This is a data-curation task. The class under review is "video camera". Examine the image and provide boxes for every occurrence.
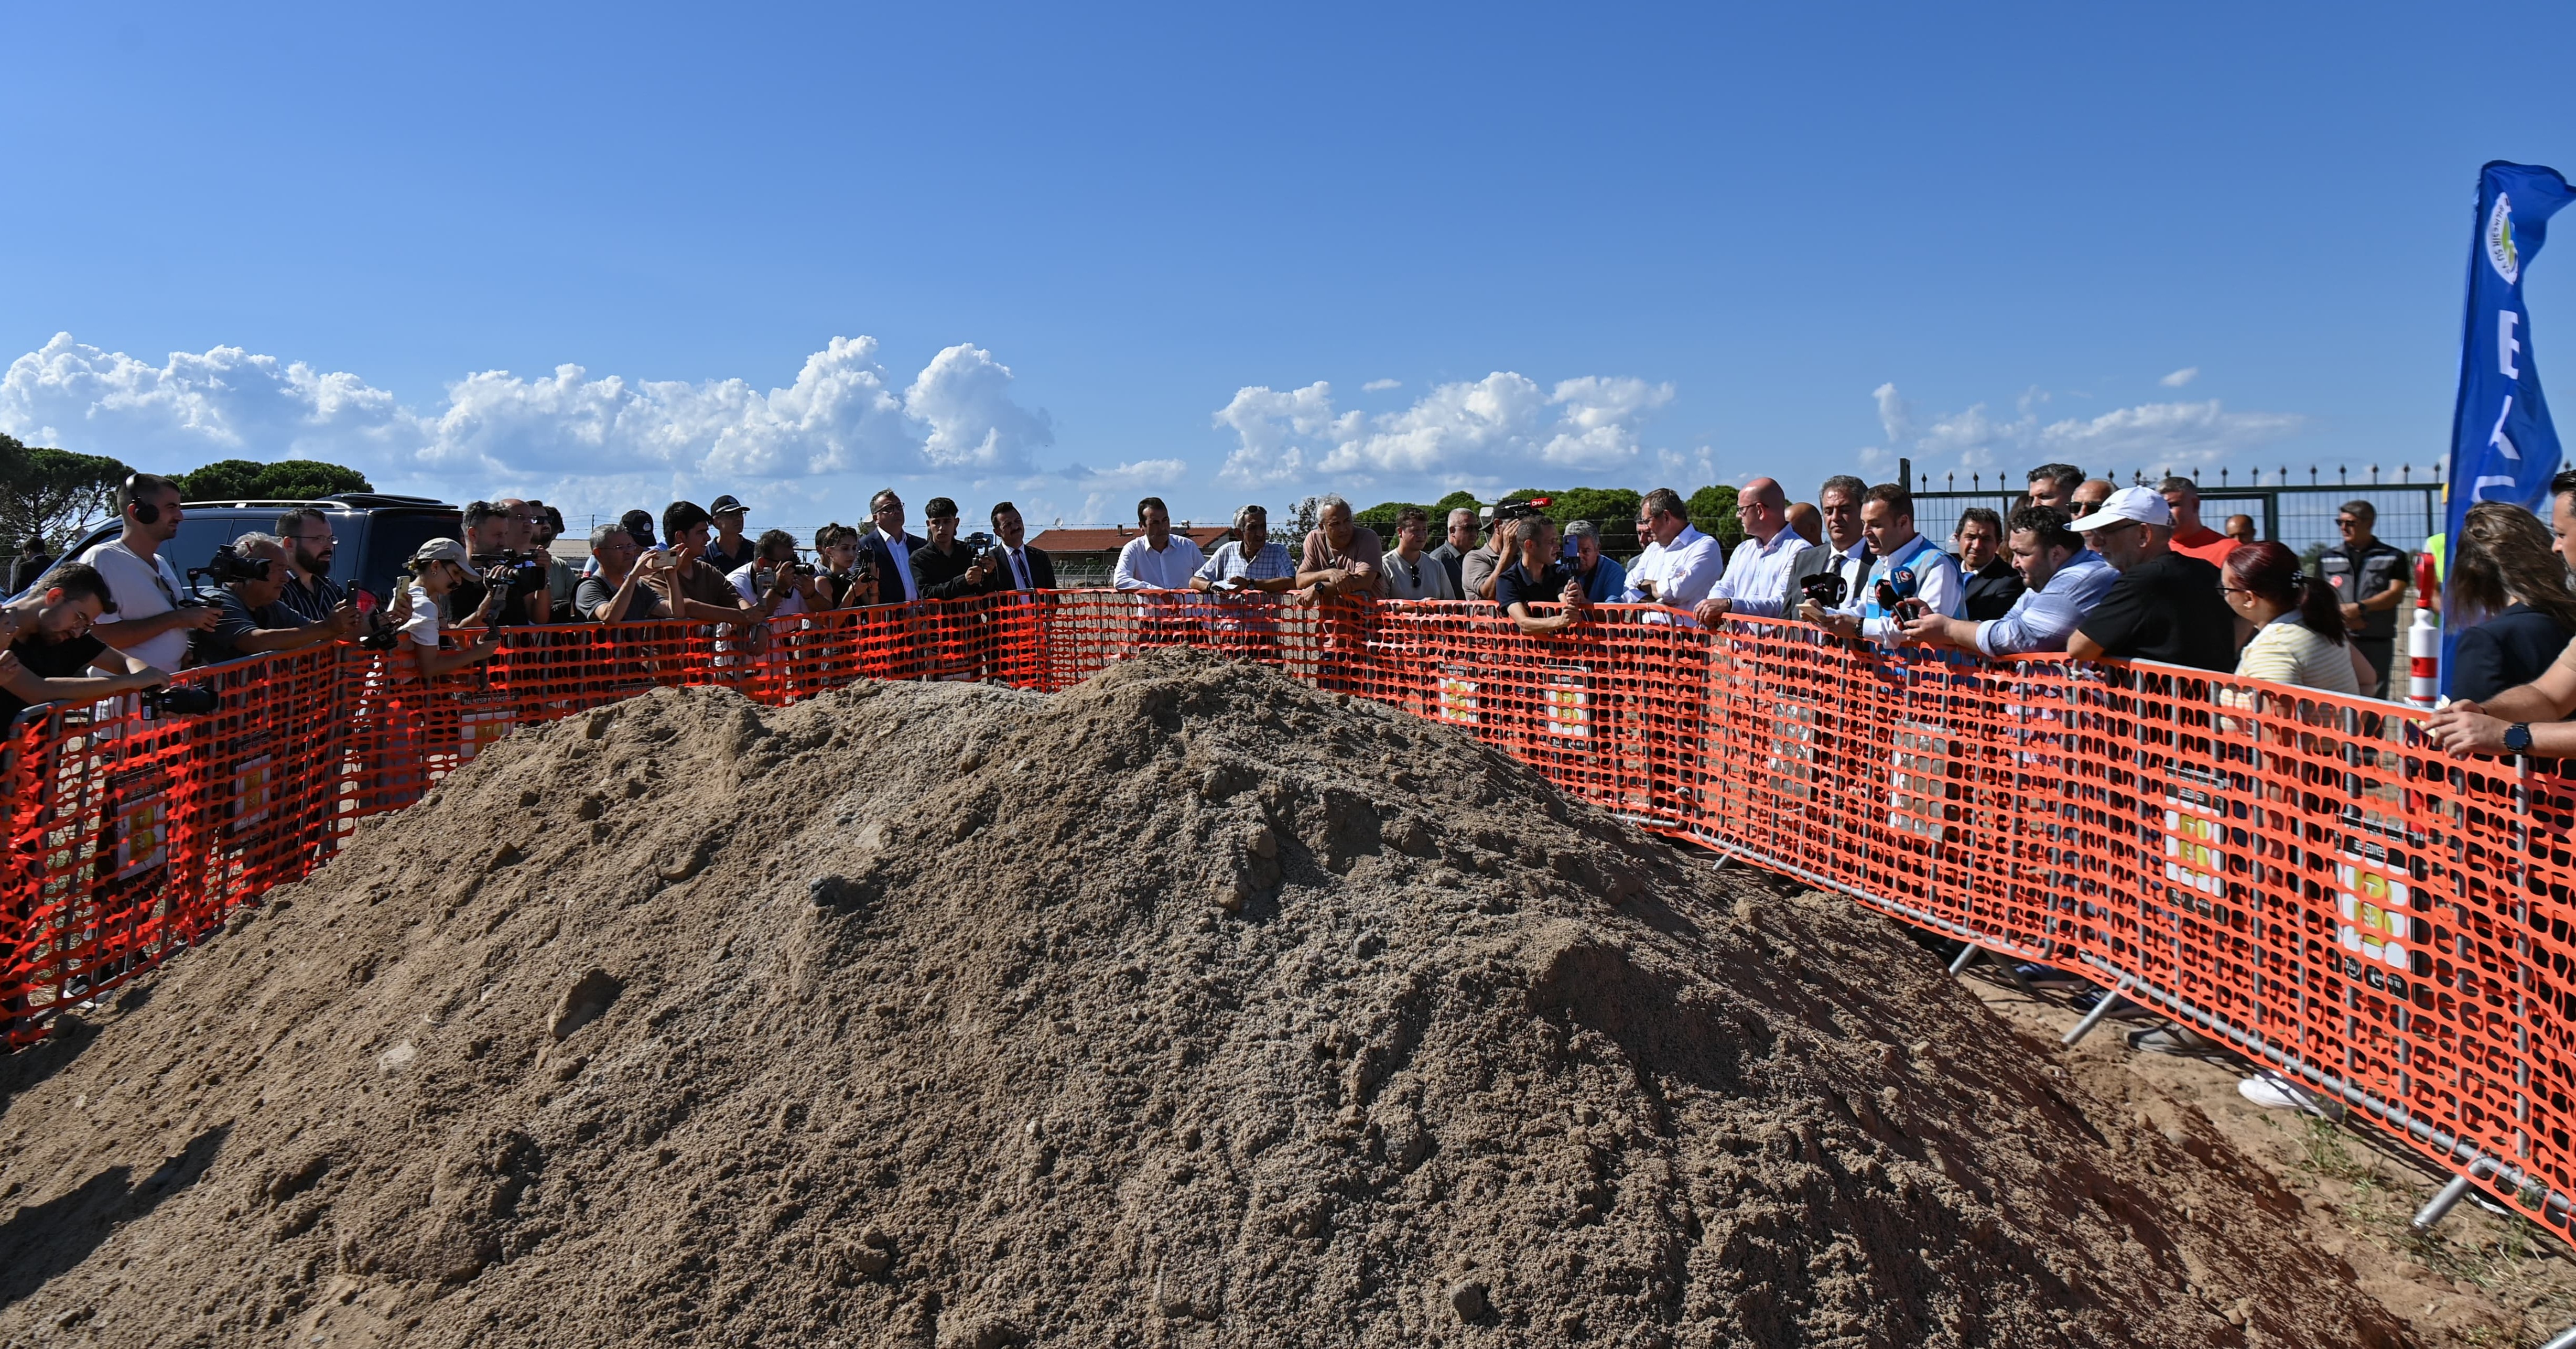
[182,544,272,602]
[964,531,995,553]
[142,684,219,718]
[1488,497,1553,525]
[478,550,549,624]
[1799,571,1847,608]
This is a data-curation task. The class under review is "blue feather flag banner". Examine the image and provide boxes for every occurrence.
[2442,162,2576,688]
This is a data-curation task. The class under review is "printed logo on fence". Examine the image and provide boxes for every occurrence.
[1436,667,1480,726]
[2337,860,2411,972]
[2162,802,2226,899]
[1542,666,1590,739]
[230,754,274,832]
[114,795,167,880]
[457,707,517,762]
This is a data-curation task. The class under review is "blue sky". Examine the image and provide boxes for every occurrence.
[4,3,2571,531]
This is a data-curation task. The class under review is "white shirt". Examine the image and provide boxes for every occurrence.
[399,584,443,648]
[1113,534,1207,590]
[729,562,808,617]
[1706,527,1803,618]
[1002,547,1035,591]
[1619,525,1726,624]
[878,527,918,601]
[1832,533,1964,643]
[80,538,193,671]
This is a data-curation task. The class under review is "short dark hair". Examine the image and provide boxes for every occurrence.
[2339,499,2376,525]
[1862,482,1913,517]
[755,528,798,560]
[1397,505,1429,530]
[2027,463,2084,493]
[1819,474,1866,504]
[1640,488,1686,520]
[275,506,328,537]
[2552,468,2576,502]
[464,500,510,531]
[664,501,711,540]
[1137,496,1168,523]
[1955,506,2003,538]
[816,523,859,552]
[2007,505,2081,555]
[870,489,901,514]
[116,473,178,519]
[38,562,115,612]
[924,497,958,520]
[2158,474,2199,498]
[989,500,1020,525]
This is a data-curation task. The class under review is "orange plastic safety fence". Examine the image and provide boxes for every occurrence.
[0,590,2567,1231]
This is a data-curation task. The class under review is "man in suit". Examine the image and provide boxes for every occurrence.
[984,501,1054,593]
[1781,474,1875,617]
[860,489,929,603]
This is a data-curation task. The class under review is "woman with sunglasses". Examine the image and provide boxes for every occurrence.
[2218,541,2368,695]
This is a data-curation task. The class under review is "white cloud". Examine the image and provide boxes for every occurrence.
[2160,366,2200,387]
[1859,381,2307,480]
[1,332,1057,520]
[1214,371,1676,491]
[1361,378,1401,392]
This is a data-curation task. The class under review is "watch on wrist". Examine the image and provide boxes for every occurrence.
[2506,722,2534,754]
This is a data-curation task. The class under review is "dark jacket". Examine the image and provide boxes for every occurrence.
[2451,603,2575,703]
[911,540,983,600]
[861,530,929,602]
[1782,541,1874,613]
[1961,557,2026,621]
[986,545,1056,593]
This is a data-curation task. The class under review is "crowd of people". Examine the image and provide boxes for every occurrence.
[7,464,2576,766]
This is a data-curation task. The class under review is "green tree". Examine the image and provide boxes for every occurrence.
[1352,500,1424,532]
[1687,485,1740,542]
[0,434,131,551]
[178,458,372,502]
[1432,489,1481,516]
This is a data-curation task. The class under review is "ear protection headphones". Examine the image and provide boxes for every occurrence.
[123,474,160,525]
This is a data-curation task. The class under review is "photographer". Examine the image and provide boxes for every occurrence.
[574,523,673,623]
[0,564,171,727]
[730,529,825,616]
[80,472,219,670]
[456,500,554,627]
[525,500,581,621]
[190,534,356,665]
[909,498,990,599]
[813,524,880,609]
[396,539,505,678]
[1492,515,1591,636]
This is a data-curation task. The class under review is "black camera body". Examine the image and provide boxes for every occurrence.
[964,531,996,553]
[1800,571,1847,608]
[1490,497,1552,525]
[474,549,550,627]
[143,684,219,717]
[183,544,272,602]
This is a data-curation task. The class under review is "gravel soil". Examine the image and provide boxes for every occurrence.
[0,648,2415,1347]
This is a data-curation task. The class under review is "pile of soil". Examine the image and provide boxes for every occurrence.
[0,648,2410,1347]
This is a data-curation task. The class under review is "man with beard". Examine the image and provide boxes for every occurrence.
[271,508,366,632]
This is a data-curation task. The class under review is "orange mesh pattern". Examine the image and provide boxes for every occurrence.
[0,592,2565,1227]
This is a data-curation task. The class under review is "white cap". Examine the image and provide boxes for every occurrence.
[2066,486,2172,533]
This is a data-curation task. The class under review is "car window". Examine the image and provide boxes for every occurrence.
[354,512,464,602]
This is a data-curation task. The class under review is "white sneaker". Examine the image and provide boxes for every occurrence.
[2238,1071,2328,1115]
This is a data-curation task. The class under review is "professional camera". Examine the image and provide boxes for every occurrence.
[182,544,272,601]
[1489,497,1553,524]
[1799,571,1847,608]
[142,684,220,717]
[477,549,549,624]
[964,531,996,553]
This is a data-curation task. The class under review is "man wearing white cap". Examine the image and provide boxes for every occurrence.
[2063,486,2238,672]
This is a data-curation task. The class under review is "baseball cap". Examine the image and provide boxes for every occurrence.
[408,537,470,570]
[2066,486,2172,533]
[709,494,749,517]
[620,509,657,545]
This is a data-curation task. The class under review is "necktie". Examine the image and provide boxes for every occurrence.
[1011,550,1029,590]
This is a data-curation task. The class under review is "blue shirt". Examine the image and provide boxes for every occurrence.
[1974,550,2117,656]
[1572,554,1627,604]
[1193,541,1296,587]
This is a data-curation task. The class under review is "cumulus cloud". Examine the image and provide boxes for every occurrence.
[2160,366,2200,387]
[1857,381,2309,482]
[1361,378,1401,392]
[1,332,1057,517]
[1214,372,1676,491]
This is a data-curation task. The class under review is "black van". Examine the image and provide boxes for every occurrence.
[21,494,464,606]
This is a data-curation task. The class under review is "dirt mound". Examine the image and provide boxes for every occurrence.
[0,648,2407,1347]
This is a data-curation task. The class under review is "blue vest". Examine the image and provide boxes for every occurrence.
[1861,534,1963,625]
